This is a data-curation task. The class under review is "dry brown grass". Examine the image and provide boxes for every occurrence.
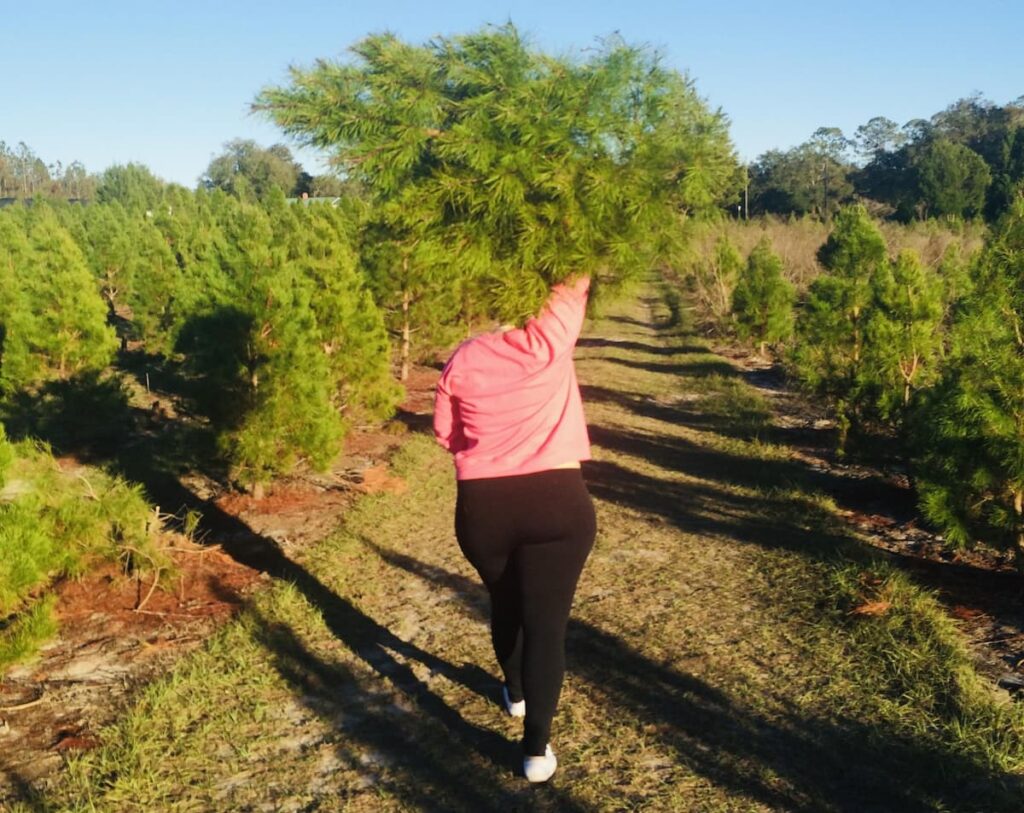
[682,215,987,294]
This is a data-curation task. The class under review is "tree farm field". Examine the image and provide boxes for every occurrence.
[4,282,1022,812]
[4,21,1024,813]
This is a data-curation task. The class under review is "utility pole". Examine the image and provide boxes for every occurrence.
[822,160,829,221]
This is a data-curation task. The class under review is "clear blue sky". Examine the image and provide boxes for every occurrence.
[4,0,1022,186]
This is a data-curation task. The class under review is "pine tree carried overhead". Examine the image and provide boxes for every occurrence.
[254,24,739,376]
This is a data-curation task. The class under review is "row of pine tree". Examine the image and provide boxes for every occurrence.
[0,189,398,491]
[721,200,1024,568]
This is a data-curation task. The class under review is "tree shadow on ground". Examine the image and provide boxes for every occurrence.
[576,337,704,357]
[393,407,433,434]
[363,541,1024,812]
[600,355,740,379]
[583,455,859,560]
[0,371,231,540]
[0,368,568,808]
[192,503,592,810]
[581,382,791,446]
[7,466,588,811]
[245,605,591,812]
[0,371,226,492]
[586,422,916,523]
[581,324,1023,618]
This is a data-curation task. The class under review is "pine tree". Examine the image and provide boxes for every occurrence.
[0,215,37,393]
[255,25,739,373]
[152,187,234,326]
[69,201,181,354]
[95,163,164,214]
[267,192,401,419]
[863,249,944,421]
[0,205,116,392]
[176,196,343,493]
[935,241,975,325]
[0,424,12,488]
[127,214,182,355]
[731,236,795,354]
[218,271,342,494]
[910,200,1024,569]
[71,202,136,317]
[695,236,744,326]
[790,205,887,450]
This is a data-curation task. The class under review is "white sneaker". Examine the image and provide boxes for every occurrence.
[502,685,525,718]
[523,744,557,783]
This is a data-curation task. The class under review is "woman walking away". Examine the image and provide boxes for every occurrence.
[433,276,596,783]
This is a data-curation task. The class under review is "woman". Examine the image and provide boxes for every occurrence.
[433,276,596,783]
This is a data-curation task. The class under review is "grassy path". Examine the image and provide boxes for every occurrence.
[17,283,1024,812]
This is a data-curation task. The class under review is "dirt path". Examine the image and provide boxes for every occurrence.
[9,284,1024,811]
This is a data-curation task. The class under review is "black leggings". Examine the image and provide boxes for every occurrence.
[455,468,596,755]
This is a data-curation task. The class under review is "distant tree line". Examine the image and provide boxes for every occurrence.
[749,94,1024,222]
[0,141,96,199]
[0,139,354,204]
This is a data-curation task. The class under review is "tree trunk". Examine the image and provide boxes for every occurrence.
[1014,489,1024,577]
[400,287,411,383]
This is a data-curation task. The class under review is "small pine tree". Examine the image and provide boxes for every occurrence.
[910,200,1024,568]
[731,236,795,354]
[152,187,234,326]
[0,424,12,487]
[0,215,38,393]
[176,196,344,493]
[0,205,116,391]
[695,236,744,327]
[72,202,137,316]
[277,199,401,419]
[790,205,887,451]
[69,201,181,354]
[934,242,974,320]
[127,215,182,354]
[863,249,944,421]
[219,272,343,493]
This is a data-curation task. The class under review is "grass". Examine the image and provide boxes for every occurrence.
[12,278,1024,811]
[818,562,1024,771]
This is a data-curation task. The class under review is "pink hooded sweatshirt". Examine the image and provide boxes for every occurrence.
[433,277,592,480]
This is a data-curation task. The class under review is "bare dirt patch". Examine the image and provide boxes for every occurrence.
[1,544,263,788]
